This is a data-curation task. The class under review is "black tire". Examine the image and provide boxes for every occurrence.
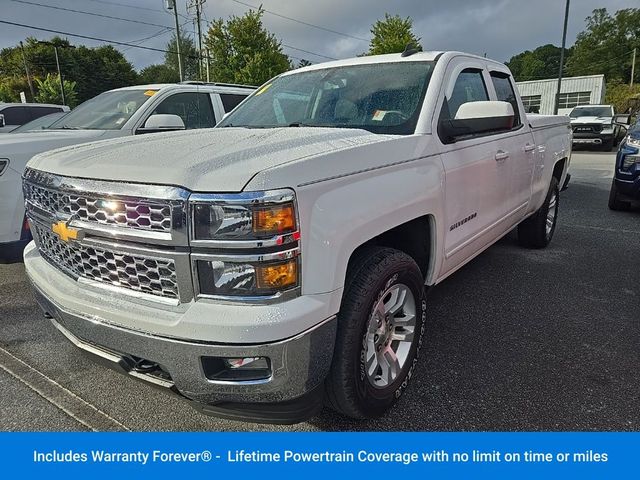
[325,247,426,419]
[608,179,631,211]
[518,177,560,248]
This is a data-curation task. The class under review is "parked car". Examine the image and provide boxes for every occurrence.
[0,82,254,262]
[609,118,640,210]
[9,111,68,133]
[23,51,571,423]
[569,104,621,151]
[0,103,70,133]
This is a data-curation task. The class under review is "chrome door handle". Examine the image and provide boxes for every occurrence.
[495,150,509,161]
[524,143,536,152]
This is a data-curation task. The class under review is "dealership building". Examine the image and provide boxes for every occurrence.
[515,74,606,115]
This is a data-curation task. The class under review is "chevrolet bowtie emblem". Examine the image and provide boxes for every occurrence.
[51,221,81,243]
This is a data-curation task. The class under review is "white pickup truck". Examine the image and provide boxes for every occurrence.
[23,51,571,424]
[0,82,253,262]
[569,104,620,150]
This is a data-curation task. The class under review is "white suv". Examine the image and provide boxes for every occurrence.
[0,103,70,133]
[0,82,254,261]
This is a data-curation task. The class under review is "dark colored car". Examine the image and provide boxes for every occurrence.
[609,119,640,210]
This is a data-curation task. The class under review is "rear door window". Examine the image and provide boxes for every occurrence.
[490,72,521,127]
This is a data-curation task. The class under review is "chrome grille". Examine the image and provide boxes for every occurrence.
[33,223,179,300]
[24,182,173,233]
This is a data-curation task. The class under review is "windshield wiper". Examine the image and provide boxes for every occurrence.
[54,125,82,130]
[288,122,342,127]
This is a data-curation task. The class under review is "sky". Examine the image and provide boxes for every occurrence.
[0,0,637,71]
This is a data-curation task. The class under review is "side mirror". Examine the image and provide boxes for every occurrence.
[440,101,515,142]
[614,114,631,127]
[138,114,185,134]
[0,114,5,128]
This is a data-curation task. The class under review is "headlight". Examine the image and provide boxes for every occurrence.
[190,189,297,242]
[0,159,8,176]
[190,189,301,300]
[626,136,640,148]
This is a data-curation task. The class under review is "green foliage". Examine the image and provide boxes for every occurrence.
[33,73,78,107]
[566,8,639,83]
[507,44,572,81]
[0,76,31,103]
[605,80,640,114]
[204,7,291,86]
[367,14,422,56]
[164,33,200,81]
[0,36,138,105]
[138,64,180,84]
[297,59,313,68]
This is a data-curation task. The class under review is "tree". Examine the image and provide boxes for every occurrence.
[138,64,180,84]
[605,80,640,114]
[566,8,640,83]
[506,44,572,81]
[164,33,200,81]
[33,73,78,107]
[367,14,422,56]
[0,36,138,104]
[0,76,31,103]
[204,7,291,86]
[297,59,313,68]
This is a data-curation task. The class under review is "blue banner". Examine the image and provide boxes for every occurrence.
[0,432,636,478]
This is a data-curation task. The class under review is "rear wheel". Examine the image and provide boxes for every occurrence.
[608,179,631,211]
[325,247,426,419]
[518,177,559,248]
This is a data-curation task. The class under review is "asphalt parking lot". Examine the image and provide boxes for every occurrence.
[1,151,638,432]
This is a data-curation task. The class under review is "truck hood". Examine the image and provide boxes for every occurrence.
[570,116,613,125]
[0,129,109,157]
[27,127,388,192]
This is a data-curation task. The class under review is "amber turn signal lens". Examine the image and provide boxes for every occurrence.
[256,259,298,290]
[253,204,296,236]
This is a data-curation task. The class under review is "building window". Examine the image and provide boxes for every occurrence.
[521,95,542,114]
[556,91,591,109]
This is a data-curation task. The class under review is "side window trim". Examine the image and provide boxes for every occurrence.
[210,92,225,124]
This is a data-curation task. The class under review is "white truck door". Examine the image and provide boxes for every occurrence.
[436,64,511,270]
[486,71,535,219]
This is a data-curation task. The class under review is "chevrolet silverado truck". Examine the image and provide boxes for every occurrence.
[0,82,253,262]
[569,104,620,151]
[23,51,571,424]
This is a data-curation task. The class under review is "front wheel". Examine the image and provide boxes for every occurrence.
[518,177,560,248]
[325,247,426,419]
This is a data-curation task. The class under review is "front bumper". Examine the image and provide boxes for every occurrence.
[572,133,613,145]
[25,243,337,424]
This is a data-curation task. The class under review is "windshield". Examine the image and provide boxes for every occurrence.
[49,89,156,130]
[218,62,434,135]
[11,111,67,133]
[569,106,613,118]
